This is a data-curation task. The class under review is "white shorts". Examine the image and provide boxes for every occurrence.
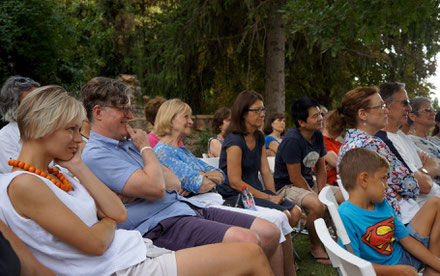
[113,239,177,276]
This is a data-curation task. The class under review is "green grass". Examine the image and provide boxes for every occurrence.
[292,234,337,276]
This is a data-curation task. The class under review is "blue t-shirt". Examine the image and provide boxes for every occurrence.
[217,132,265,197]
[274,127,326,190]
[82,132,204,235]
[338,200,409,265]
[154,142,225,193]
[265,135,280,149]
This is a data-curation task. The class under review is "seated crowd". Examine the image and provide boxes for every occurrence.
[2,74,440,275]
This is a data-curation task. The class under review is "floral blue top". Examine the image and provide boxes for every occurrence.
[336,129,420,217]
[154,142,225,193]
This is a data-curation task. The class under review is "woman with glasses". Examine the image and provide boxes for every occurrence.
[407,97,440,164]
[217,91,301,223]
[0,76,40,174]
[334,86,420,223]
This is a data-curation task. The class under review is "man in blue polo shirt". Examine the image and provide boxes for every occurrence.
[274,97,339,264]
[80,77,279,260]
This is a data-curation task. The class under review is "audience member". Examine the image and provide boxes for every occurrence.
[407,97,440,164]
[263,113,286,157]
[274,97,340,265]
[322,110,345,186]
[377,83,440,207]
[144,96,185,148]
[154,98,295,276]
[338,148,440,275]
[335,86,420,224]
[80,78,279,259]
[0,76,40,173]
[429,111,440,146]
[208,107,231,157]
[217,91,301,226]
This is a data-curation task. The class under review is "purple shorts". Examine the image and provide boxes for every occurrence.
[144,207,256,251]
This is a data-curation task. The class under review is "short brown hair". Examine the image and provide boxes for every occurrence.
[212,107,231,135]
[339,148,389,191]
[144,96,166,125]
[263,113,286,135]
[80,77,131,123]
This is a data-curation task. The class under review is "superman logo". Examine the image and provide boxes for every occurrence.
[361,217,395,255]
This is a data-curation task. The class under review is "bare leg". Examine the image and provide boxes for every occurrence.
[301,193,330,264]
[282,235,296,276]
[176,242,274,276]
[410,197,440,275]
[270,244,285,276]
[247,218,280,258]
[287,206,301,228]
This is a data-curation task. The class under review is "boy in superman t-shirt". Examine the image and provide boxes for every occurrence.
[338,148,440,275]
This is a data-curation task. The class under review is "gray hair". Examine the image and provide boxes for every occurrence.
[408,97,432,125]
[0,76,40,122]
[378,82,406,103]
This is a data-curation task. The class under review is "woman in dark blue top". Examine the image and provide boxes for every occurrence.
[218,90,300,226]
[217,90,301,275]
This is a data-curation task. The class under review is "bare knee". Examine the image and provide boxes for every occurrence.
[251,218,280,245]
[224,227,260,244]
[303,195,325,216]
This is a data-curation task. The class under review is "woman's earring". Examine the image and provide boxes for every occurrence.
[363,122,367,126]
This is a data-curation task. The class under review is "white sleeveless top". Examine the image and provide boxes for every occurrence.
[0,171,147,276]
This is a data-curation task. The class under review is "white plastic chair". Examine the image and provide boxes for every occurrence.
[267,156,275,173]
[199,157,220,168]
[318,186,353,253]
[336,178,349,201]
[314,218,376,276]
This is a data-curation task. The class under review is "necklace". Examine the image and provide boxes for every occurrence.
[8,160,72,192]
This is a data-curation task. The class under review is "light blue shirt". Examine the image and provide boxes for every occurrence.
[338,200,409,265]
[82,132,204,235]
[154,142,225,193]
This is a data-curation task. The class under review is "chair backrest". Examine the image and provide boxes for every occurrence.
[336,178,350,201]
[314,218,376,276]
[267,156,275,173]
[318,186,353,253]
[199,157,220,168]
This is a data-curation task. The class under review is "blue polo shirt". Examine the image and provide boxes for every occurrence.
[82,132,203,235]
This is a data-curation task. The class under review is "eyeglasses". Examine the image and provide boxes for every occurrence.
[365,103,387,110]
[105,105,133,115]
[248,107,266,114]
[14,77,32,84]
[401,99,410,107]
[417,108,437,114]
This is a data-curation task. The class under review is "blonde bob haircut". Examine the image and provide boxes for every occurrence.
[153,98,192,136]
[17,85,86,141]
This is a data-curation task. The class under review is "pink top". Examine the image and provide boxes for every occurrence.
[148,132,184,148]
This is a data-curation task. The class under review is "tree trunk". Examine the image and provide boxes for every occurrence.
[265,2,285,118]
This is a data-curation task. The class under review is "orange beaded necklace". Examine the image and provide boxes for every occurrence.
[8,160,72,192]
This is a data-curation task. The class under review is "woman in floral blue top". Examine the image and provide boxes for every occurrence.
[334,86,419,223]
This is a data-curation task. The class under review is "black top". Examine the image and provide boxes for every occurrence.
[217,132,265,197]
[274,127,326,190]
[0,230,21,276]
